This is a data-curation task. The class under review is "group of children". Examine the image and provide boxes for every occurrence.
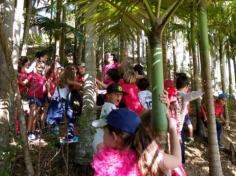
[17,51,84,142]
[17,50,228,175]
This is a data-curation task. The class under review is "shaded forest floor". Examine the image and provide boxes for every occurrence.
[9,101,236,176]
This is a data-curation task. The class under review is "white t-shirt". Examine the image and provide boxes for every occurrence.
[138,90,152,110]
[100,102,117,119]
[92,102,117,152]
[52,86,70,99]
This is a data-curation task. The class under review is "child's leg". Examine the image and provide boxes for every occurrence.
[66,104,75,139]
[27,104,38,132]
[216,121,222,145]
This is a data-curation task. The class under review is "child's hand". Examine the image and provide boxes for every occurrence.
[160,91,170,108]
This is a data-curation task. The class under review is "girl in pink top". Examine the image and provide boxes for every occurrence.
[102,52,119,84]
[121,70,144,115]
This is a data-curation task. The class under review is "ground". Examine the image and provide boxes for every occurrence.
[9,103,236,176]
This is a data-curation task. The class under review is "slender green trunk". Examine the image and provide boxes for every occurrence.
[198,1,223,175]
[227,45,233,95]
[59,6,66,62]
[162,31,168,80]
[172,32,177,77]
[219,39,226,93]
[190,5,205,137]
[233,57,236,86]
[132,40,135,64]
[120,33,126,63]
[148,30,167,134]
[146,40,152,86]
[219,38,230,125]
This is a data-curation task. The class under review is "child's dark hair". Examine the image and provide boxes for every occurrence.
[106,124,136,148]
[18,56,29,72]
[176,73,189,90]
[133,64,144,75]
[107,68,121,83]
[137,78,149,91]
[35,50,47,60]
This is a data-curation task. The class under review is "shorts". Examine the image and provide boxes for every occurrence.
[183,114,192,126]
[28,96,45,107]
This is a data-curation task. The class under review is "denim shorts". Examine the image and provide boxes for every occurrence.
[28,96,45,107]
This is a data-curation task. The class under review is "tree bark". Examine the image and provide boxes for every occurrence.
[190,4,205,137]
[11,0,24,69]
[148,29,167,134]
[74,22,96,169]
[162,30,168,80]
[172,32,177,77]
[0,18,34,175]
[20,0,32,56]
[198,1,223,175]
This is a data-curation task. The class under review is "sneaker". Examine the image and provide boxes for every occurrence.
[67,136,79,143]
[28,133,36,141]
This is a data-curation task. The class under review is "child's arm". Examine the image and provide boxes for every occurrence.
[160,118,181,172]
[183,91,203,102]
[96,78,107,89]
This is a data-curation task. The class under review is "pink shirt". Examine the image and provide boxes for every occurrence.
[121,83,144,115]
[26,73,47,98]
[102,63,119,84]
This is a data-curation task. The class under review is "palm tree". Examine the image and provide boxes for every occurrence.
[198,0,223,175]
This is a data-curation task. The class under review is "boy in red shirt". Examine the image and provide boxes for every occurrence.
[201,93,227,148]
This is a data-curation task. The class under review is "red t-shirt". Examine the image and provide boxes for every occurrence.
[26,73,47,98]
[18,71,28,96]
[214,100,224,117]
[121,83,144,115]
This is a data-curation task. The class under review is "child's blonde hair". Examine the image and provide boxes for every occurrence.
[123,70,136,84]
[133,110,163,176]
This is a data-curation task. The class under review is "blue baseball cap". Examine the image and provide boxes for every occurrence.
[218,93,228,99]
[92,108,141,134]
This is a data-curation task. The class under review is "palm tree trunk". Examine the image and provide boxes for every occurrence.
[74,22,96,173]
[11,0,24,69]
[0,18,34,175]
[172,32,177,77]
[219,38,230,125]
[162,30,168,80]
[59,6,66,62]
[190,4,205,137]
[198,1,223,175]
[20,0,32,56]
[137,34,141,64]
[148,29,167,135]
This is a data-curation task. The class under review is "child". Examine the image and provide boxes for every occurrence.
[47,66,80,142]
[134,110,184,176]
[176,73,203,163]
[102,52,119,84]
[92,108,141,176]
[23,61,47,140]
[92,83,126,151]
[200,93,227,148]
[121,70,144,115]
[137,78,152,110]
